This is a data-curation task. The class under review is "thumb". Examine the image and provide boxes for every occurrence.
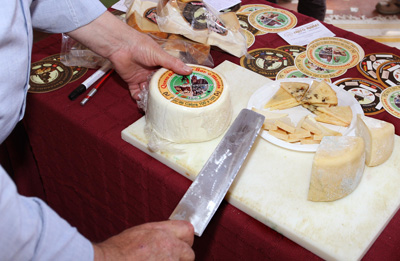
[152,47,193,75]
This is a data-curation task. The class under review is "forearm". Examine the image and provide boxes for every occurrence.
[31,0,106,33]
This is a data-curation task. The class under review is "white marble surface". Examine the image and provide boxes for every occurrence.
[122,61,400,261]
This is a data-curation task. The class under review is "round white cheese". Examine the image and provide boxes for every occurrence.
[355,114,395,167]
[308,136,365,202]
[146,64,232,143]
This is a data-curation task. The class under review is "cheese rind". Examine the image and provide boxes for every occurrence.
[146,65,232,144]
[355,114,395,167]
[308,136,365,202]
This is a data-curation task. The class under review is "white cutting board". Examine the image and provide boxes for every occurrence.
[121,61,400,261]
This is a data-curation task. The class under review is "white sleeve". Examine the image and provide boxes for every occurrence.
[30,0,107,33]
[0,165,94,261]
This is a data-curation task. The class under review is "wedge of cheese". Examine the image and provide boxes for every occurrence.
[308,136,365,202]
[264,87,300,110]
[302,80,338,106]
[355,114,395,167]
[280,81,310,102]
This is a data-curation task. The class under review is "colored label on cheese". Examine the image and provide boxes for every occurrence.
[158,66,224,108]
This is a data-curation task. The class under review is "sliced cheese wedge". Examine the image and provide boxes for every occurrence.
[280,81,310,102]
[314,111,349,127]
[302,80,338,106]
[264,87,300,110]
[316,106,353,127]
[355,114,395,167]
[308,136,365,202]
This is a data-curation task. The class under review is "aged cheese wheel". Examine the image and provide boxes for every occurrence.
[146,64,232,143]
[356,114,395,167]
[308,136,365,202]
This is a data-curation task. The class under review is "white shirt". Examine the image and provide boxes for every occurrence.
[0,0,106,260]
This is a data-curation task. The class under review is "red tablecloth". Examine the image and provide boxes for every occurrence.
[3,0,400,260]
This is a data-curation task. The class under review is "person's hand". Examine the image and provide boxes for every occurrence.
[67,11,192,101]
[93,220,195,261]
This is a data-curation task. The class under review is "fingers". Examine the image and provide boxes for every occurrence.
[165,58,193,76]
[148,220,195,247]
[129,82,148,101]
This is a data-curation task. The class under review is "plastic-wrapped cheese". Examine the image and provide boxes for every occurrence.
[308,136,365,202]
[356,114,395,167]
[146,64,232,144]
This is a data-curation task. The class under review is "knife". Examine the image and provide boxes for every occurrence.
[169,108,265,236]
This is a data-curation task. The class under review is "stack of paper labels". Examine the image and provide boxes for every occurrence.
[235,3,298,48]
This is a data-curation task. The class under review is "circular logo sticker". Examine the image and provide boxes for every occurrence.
[376,60,400,88]
[242,29,255,48]
[42,53,88,83]
[157,66,224,108]
[276,45,306,59]
[357,53,400,83]
[333,78,386,115]
[306,37,360,70]
[237,4,271,15]
[29,60,73,93]
[240,48,295,78]
[275,66,331,82]
[381,85,400,119]
[295,51,346,79]
[236,13,260,35]
[248,8,297,33]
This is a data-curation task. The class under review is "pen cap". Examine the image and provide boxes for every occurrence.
[68,85,87,100]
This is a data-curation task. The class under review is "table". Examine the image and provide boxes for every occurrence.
[3,0,400,260]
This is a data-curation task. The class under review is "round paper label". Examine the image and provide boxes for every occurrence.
[295,52,346,79]
[357,53,400,83]
[381,85,400,119]
[248,8,297,33]
[333,78,386,115]
[29,60,73,93]
[306,37,360,70]
[240,48,295,78]
[376,60,400,88]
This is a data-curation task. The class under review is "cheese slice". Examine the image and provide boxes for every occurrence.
[301,116,323,135]
[264,87,300,110]
[269,128,288,141]
[280,82,310,102]
[316,106,353,126]
[308,136,365,202]
[300,137,320,144]
[355,114,395,167]
[275,117,296,133]
[314,112,349,127]
[251,107,288,120]
[302,80,338,106]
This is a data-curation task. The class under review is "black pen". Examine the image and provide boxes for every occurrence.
[68,61,113,101]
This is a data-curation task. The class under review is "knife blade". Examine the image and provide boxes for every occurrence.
[169,108,265,236]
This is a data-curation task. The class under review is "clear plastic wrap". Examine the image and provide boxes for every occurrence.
[125,0,214,66]
[60,34,107,69]
[156,0,248,58]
